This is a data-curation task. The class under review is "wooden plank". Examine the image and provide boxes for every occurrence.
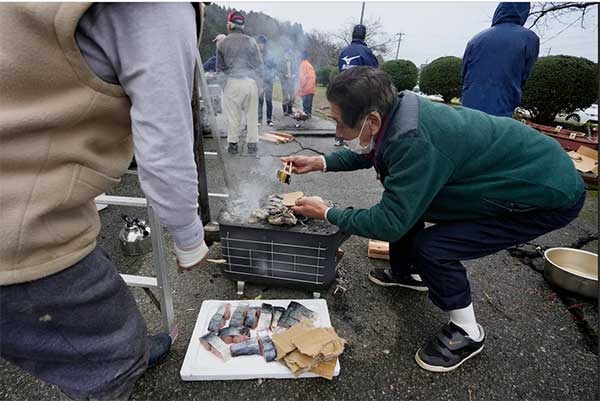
[368,252,390,261]
[269,131,295,140]
[368,240,390,260]
[261,133,287,142]
[259,134,282,143]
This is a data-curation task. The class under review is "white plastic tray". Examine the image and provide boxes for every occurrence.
[180,299,341,381]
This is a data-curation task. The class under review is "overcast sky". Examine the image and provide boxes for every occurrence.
[218,1,598,66]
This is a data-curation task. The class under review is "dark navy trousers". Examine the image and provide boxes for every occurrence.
[258,82,273,122]
[390,193,586,311]
[0,246,148,400]
[302,94,314,116]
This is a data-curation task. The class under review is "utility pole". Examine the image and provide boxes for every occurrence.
[395,32,405,60]
[360,2,365,25]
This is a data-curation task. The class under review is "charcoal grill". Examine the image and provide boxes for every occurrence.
[219,209,348,293]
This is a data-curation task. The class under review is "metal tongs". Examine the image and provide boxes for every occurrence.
[277,161,293,184]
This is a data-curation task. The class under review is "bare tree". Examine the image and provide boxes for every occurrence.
[333,17,394,57]
[305,31,343,68]
[527,2,597,35]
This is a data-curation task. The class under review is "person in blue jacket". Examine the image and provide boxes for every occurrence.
[461,2,539,117]
[338,24,379,72]
[335,24,378,146]
[203,34,227,72]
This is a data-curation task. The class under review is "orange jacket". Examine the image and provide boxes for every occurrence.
[297,60,316,97]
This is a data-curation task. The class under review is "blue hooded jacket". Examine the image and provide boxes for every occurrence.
[338,39,379,72]
[461,2,539,117]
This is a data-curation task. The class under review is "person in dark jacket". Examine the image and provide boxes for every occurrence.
[335,24,378,146]
[280,48,297,116]
[338,24,379,71]
[461,2,539,117]
[257,34,277,126]
[282,67,584,373]
[203,34,227,72]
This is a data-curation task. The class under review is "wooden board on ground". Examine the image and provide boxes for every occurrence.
[269,132,295,140]
[258,132,295,144]
[259,134,281,143]
[368,240,390,260]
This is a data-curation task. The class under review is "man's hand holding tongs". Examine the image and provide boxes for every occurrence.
[280,156,325,174]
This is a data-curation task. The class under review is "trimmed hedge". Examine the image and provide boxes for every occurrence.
[419,56,462,103]
[317,67,334,86]
[381,59,419,92]
[521,55,598,124]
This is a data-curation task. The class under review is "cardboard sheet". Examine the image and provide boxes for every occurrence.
[568,146,598,174]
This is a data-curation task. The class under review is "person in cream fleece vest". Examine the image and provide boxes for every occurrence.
[0,3,207,399]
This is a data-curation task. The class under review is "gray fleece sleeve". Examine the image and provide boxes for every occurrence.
[77,3,204,248]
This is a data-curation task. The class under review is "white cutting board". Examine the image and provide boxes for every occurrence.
[180,299,341,381]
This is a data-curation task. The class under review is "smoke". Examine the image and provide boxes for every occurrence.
[227,155,282,222]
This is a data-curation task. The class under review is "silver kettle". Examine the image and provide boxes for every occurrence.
[119,215,152,256]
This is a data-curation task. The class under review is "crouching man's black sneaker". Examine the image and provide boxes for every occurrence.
[415,322,485,372]
[368,268,428,292]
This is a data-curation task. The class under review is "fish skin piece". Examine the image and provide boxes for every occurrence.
[256,303,273,331]
[200,333,231,362]
[271,306,285,330]
[257,330,277,362]
[229,302,249,327]
[278,301,317,328]
[230,337,261,357]
[207,303,232,333]
[218,326,251,344]
[244,306,261,329]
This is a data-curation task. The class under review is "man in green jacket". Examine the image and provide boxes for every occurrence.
[283,67,584,373]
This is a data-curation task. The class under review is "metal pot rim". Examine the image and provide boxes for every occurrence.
[544,247,598,281]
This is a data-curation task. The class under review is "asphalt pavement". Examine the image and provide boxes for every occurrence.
[1,107,597,401]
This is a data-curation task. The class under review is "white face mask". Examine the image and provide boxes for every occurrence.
[347,117,374,154]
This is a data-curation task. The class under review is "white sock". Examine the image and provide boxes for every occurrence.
[449,303,482,341]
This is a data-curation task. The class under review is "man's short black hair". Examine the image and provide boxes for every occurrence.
[326,67,397,128]
[352,24,367,40]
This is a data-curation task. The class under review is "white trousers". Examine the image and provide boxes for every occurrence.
[223,78,259,144]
